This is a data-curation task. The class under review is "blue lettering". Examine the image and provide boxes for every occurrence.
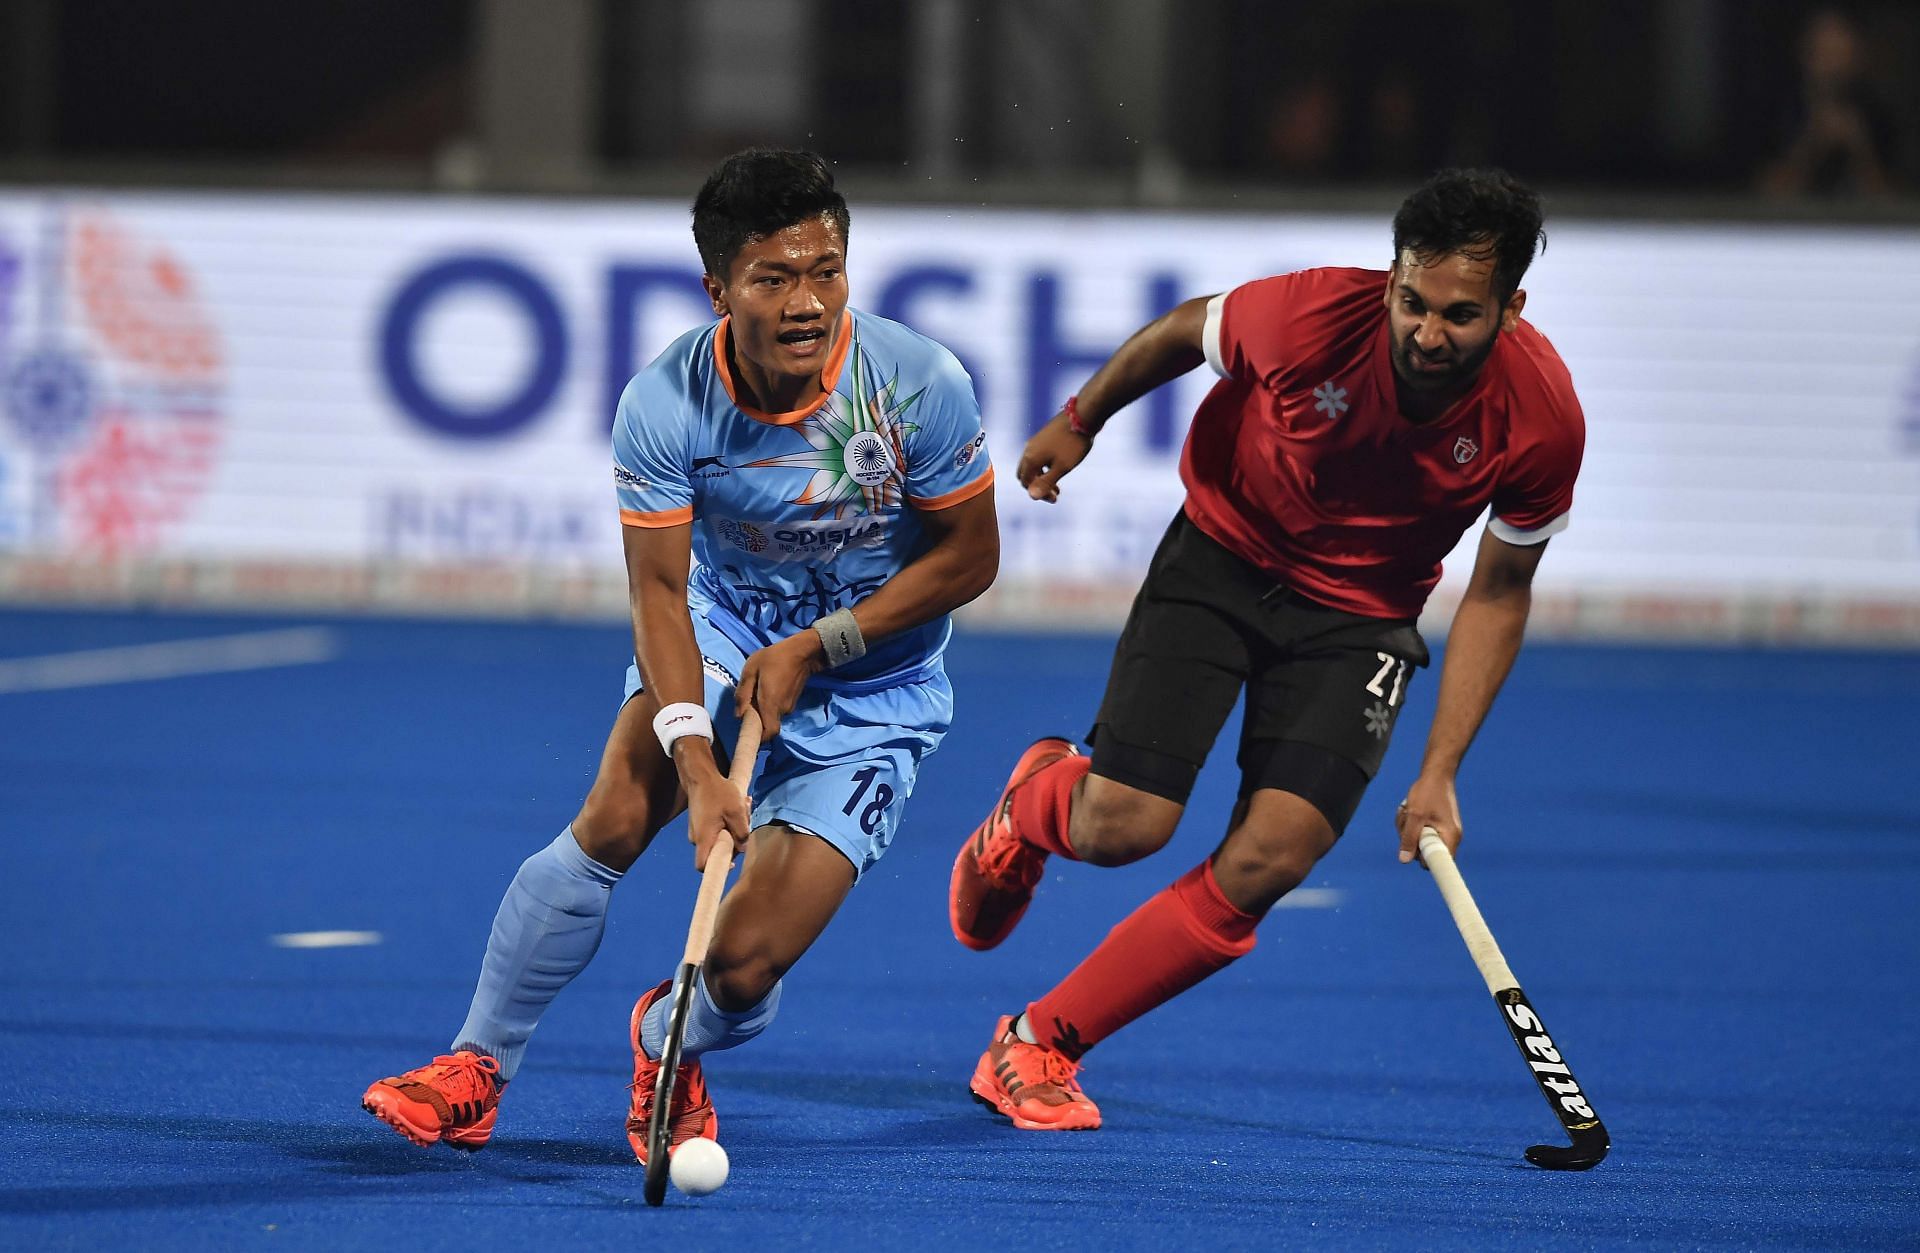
[605,265,709,430]
[1026,271,1185,450]
[379,493,421,555]
[1143,273,1184,449]
[0,234,19,348]
[380,255,569,439]
[379,488,597,559]
[877,265,986,410]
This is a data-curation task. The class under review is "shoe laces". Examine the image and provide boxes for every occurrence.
[1035,1048,1084,1091]
[1005,1036,1083,1092]
[975,811,1043,888]
[629,1062,705,1115]
[424,1052,500,1097]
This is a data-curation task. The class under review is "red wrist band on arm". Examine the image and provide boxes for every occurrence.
[1065,394,1099,438]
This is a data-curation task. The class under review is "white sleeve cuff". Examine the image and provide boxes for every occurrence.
[1488,513,1570,546]
[1201,293,1229,379]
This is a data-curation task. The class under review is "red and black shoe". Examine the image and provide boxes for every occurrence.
[625,978,719,1164]
[949,737,1079,951]
[969,1014,1101,1131]
[362,1050,505,1150]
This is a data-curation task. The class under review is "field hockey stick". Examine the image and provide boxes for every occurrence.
[644,708,762,1207]
[1419,828,1610,1170]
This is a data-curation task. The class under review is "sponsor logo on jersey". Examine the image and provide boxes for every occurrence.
[717,513,890,560]
[716,518,768,552]
[1312,380,1350,420]
[614,464,649,489]
[953,429,987,471]
[1453,436,1479,464]
[701,653,738,686]
[842,429,896,487]
[773,516,888,554]
[691,455,731,480]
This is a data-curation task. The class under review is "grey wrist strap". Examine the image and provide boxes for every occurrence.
[813,607,867,668]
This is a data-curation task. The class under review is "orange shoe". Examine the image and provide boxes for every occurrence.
[949,737,1079,951]
[969,1014,1102,1131]
[625,978,719,1164]
[362,1050,505,1150]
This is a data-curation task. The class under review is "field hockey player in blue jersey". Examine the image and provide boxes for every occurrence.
[362,148,1000,1164]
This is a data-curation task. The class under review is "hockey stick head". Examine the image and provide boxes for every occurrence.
[643,963,700,1206]
[1419,833,1612,1173]
[1496,988,1610,1170]
[1525,1120,1610,1170]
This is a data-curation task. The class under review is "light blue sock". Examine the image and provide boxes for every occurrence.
[640,970,782,1061]
[452,825,620,1080]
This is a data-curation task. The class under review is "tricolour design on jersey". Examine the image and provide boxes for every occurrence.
[613,308,989,685]
[741,334,922,519]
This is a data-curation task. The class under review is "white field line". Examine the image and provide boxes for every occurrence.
[0,627,340,694]
[1275,888,1345,909]
[270,930,384,949]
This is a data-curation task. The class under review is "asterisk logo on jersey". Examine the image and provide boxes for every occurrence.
[1313,381,1350,420]
[1364,700,1393,740]
[743,328,920,519]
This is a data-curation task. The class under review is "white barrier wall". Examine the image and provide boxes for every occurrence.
[1,190,1917,642]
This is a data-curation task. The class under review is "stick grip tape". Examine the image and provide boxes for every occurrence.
[680,710,761,966]
[1419,829,1519,995]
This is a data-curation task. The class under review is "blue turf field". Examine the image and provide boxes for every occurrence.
[1,608,1916,1250]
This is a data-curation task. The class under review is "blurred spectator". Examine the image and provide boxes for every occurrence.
[1759,7,1899,198]
[1362,65,1427,180]
[1259,66,1439,182]
[1263,77,1343,175]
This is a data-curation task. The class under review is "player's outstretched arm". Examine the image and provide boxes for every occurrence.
[1397,528,1548,865]
[623,523,751,869]
[734,488,1000,733]
[1020,294,1215,502]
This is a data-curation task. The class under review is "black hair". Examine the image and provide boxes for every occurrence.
[1391,169,1545,304]
[691,148,850,281]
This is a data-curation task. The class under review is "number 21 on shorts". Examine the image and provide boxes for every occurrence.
[1366,652,1410,706]
[841,765,895,836]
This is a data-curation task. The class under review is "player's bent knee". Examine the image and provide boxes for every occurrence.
[701,941,786,1013]
[570,791,654,870]
[1212,793,1340,911]
[1213,838,1318,898]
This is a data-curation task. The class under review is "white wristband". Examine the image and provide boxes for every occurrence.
[652,702,713,756]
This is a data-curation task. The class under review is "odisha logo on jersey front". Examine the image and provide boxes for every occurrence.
[0,206,226,554]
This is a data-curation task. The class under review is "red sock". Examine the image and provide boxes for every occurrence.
[1024,859,1258,1059]
[1008,752,1090,860]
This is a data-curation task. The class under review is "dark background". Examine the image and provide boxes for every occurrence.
[2,0,1913,213]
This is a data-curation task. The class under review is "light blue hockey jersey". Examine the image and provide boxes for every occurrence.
[613,309,993,688]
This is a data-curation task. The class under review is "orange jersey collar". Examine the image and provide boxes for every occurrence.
[713,312,853,426]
